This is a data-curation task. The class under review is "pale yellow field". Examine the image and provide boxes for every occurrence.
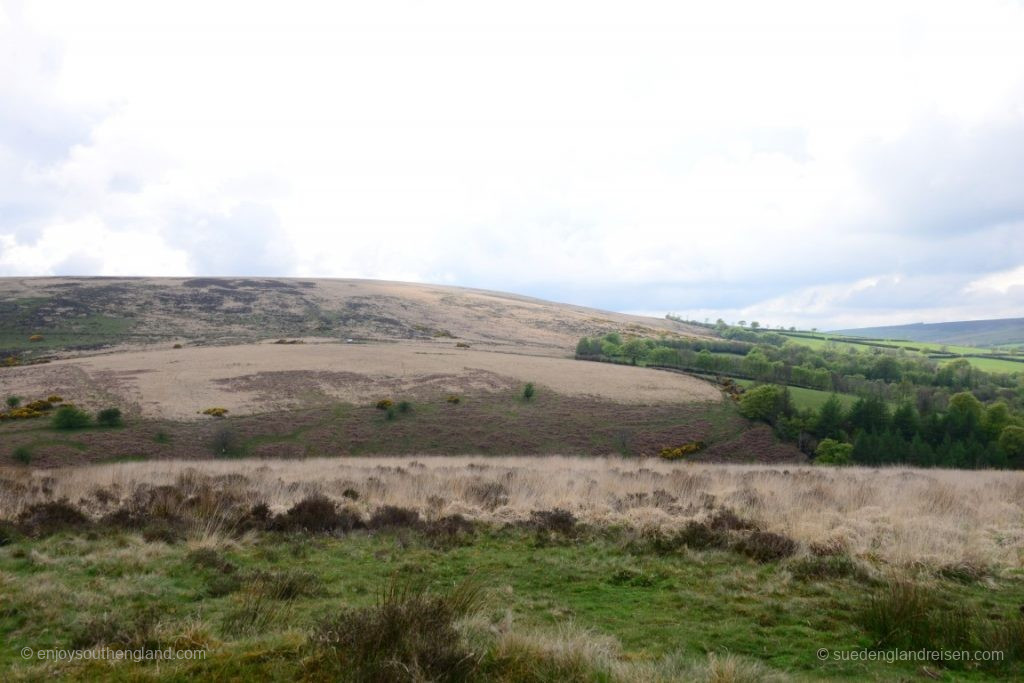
[0,341,722,419]
[5,456,1022,568]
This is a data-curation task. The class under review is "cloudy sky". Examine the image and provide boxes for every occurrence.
[2,0,1023,329]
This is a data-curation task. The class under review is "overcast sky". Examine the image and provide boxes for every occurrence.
[2,1,1023,329]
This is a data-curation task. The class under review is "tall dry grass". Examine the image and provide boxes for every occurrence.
[3,456,1023,567]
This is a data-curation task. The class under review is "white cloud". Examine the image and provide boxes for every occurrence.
[1,0,1024,327]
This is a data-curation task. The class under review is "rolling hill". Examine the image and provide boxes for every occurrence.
[832,317,1024,348]
[0,277,708,358]
[0,278,804,466]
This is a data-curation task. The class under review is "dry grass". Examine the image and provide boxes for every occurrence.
[0,341,721,420]
[3,456,1023,567]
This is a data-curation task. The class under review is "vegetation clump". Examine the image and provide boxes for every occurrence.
[28,334,44,342]
[813,438,852,465]
[305,580,483,682]
[53,404,91,429]
[734,531,798,562]
[96,407,124,427]
[269,495,364,533]
[375,399,393,410]
[659,441,706,460]
[446,395,461,404]
[202,407,229,417]
[522,382,535,401]
[12,446,31,465]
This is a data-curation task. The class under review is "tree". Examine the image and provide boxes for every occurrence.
[999,425,1024,466]
[814,394,845,440]
[982,402,1012,441]
[847,396,890,434]
[5,396,20,409]
[620,338,648,363]
[739,385,790,424]
[750,321,760,330]
[522,383,535,401]
[946,391,983,439]
[891,403,920,440]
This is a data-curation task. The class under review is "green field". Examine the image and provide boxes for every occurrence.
[735,379,858,411]
[779,333,1024,375]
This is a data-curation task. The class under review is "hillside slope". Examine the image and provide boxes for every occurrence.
[833,317,1024,348]
[0,277,707,358]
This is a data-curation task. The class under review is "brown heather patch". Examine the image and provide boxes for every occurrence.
[0,457,1022,567]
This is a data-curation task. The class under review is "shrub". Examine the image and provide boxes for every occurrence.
[5,396,20,408]
[397,400,412,413]
[211,426,239,456]
[17,500,90,536]
[455,342,471,348]
[12,446,31,465]
[522,382,535,401]
[46,395,63,403]
[201,407,229,417]
[368,505,421,530]
[28,334,44,342]
[53,405,91,430]
[173,343,183,349]
[385,406,396,420]
[659,441,706,460]
[734,531,798,562]
[529,508,577,535]
[305,579,483,682]
[814,438,853,465]
[270,495,364,533]
[375,399,393,410]
[96,407,124,427]
[446,395,461,404]
[789,554,866,581]
[154,431,171,444]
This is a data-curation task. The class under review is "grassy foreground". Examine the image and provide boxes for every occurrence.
[2,524,1023,681]
[2,459,1024,681]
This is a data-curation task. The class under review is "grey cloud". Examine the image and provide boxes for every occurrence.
[165,202,294,276]
[858,106,1024,236]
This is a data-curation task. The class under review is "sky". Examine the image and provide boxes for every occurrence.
[1,0,1023,330]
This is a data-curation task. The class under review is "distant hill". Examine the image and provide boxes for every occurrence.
[0,277,708,357]
[832,317,1024,348]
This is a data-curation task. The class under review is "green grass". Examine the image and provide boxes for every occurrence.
[735,379,858,412]
[779,333,1023,375]
[0,313,135,354]
[1,528,1022,680]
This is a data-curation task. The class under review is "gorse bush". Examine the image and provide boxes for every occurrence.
[375,399,393,410]
[53,405,91,430]
[659,441,706,460]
